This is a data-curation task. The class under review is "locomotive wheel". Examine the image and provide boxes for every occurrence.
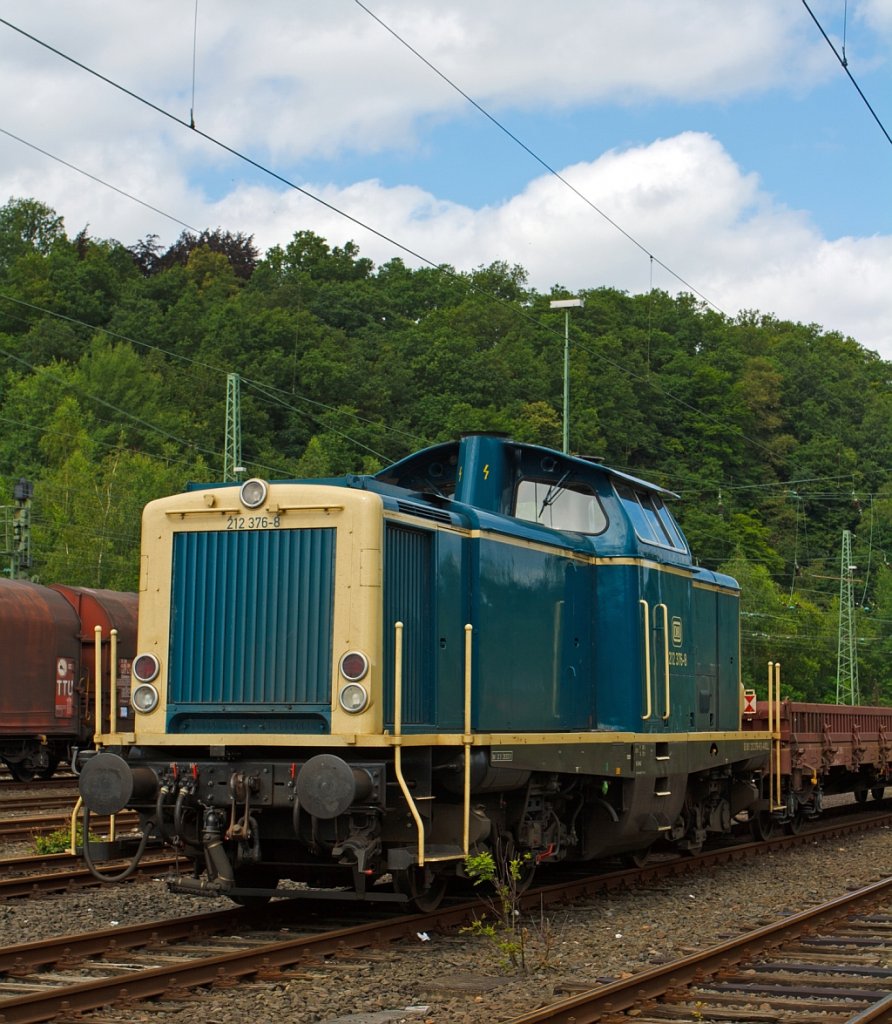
[750,810,780,841]
[393,867,447,912]
[785,809,806,835]
[623,846,654,869]
[230,867,279,907]
[497,834,537,894]
[871,786,886,801]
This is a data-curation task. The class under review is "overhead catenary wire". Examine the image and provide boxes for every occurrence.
[352,0,725,317]
[0,49,784,483]
[0,127,201,234]
[0,291,421,470]
[801,0,892,147]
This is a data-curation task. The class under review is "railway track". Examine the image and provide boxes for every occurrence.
[0,851,179,899]
[0,789,82,816]
[0,807,890,1023]
[505,876,892,1023]
[0,811,138,844]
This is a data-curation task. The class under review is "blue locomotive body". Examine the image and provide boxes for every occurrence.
[79,434,766,905]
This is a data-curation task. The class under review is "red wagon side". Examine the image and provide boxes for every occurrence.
[743,699,892,828]
[0,579,138,781]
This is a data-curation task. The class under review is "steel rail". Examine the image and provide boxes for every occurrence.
[505,876,892,1023]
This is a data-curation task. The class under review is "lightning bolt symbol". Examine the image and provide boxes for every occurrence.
[483,464,490,480]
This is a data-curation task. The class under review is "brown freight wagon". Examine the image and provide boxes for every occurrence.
[743,697,892,833]
[0,579,137,781]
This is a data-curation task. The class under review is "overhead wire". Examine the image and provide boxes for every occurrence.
[800,0,892,147]
[0,127,200,234]
[352,0,725,315]
[2,11,875,487]
[0,290,425,464]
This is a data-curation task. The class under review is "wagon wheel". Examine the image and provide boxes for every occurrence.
[37,757,60,781]
[871,785,886,801]
[393,866,448,912]
[855,787,869,804]
[6,762,36,783]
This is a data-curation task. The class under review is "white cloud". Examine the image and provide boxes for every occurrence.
[198,132,892,356]
[0,3,889,357]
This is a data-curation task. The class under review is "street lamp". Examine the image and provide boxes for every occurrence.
[549,298,585,454]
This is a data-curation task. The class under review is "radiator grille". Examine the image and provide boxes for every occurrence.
[167,528,335,729]
[384,524,434,727]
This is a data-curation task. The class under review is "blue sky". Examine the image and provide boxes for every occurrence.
[1,1,891,354]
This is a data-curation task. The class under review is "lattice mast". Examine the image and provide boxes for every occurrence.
[0,479,33,580]
[836,528,860,705]
[224,372,242,482]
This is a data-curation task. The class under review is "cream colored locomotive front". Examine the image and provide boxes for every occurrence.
[121,480,386,748]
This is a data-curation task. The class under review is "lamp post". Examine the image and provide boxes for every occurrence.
[549,298,585,454]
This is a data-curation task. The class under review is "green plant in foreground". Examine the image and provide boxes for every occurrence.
[462,846,535,971]
[34,825,100,855]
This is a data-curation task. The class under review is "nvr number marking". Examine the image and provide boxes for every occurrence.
[226,515,281,530]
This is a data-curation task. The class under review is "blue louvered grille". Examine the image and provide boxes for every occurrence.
[384,524,434,728]
[167,528,335,731]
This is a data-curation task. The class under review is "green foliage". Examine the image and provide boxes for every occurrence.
[463,848,531,971]
[34,823,100,855]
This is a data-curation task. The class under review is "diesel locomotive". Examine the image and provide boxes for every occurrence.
[0,579,138,781]
[79,432,775,906]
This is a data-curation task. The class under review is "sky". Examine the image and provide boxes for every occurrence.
[1,1,891,356]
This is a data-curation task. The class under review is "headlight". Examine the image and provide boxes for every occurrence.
[132,653,160,683]
[132,683,159,714]
[339,682,369,714]
[240,478,268,509]
[339,651,369,681]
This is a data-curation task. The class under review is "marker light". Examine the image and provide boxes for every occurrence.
[132,683,159,714]
[339,682,369,714]
[240,478,268,509]
[133,653,160,683]
[339,651,369,682]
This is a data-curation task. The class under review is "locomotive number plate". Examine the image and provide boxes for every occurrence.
[226,514,282,530]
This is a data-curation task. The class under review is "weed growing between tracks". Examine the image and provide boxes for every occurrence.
[462,847,558,972]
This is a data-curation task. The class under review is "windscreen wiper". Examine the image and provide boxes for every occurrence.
[539,471,570,519]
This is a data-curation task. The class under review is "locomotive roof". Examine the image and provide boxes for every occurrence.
[375,436,679,499]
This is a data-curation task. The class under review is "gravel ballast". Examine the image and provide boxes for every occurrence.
[1,822,890,1023]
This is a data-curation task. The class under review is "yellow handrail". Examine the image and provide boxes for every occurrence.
[462,623,473,857]
[93,625,103,746]
[657,603,670,721]
[774,661,782,808]
[640,599,653,721]
[391,621,426,867]
[767,660,784,811]
[107,628,118,741]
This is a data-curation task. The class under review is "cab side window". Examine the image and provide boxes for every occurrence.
[615,484,688,552]
[514,479,607,534]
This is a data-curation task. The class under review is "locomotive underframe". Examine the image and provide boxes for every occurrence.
[84,736,768,901]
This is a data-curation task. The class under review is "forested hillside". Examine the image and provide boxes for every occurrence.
[2,196,891,701]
